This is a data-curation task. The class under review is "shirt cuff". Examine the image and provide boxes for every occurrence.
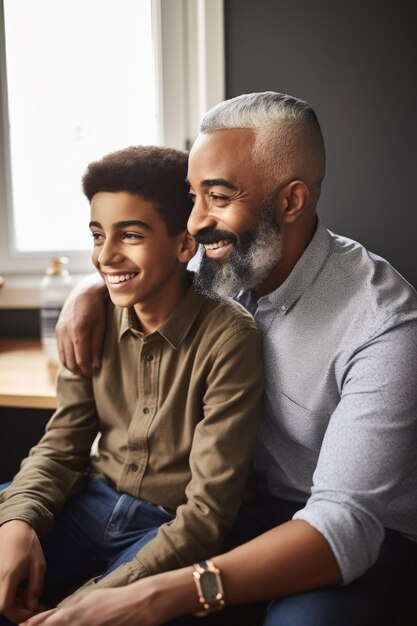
[0,506,52,537]
[293,500,384,584]
[59,558,148,604]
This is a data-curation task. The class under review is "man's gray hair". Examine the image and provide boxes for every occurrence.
[199,92,325,204]
[200,91,317,133]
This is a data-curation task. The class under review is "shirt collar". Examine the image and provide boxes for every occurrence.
[256,218,332,314]
[118,277,206,349]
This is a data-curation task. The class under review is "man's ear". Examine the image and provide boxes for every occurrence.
[177,230,198,263]
[277,180,310,224]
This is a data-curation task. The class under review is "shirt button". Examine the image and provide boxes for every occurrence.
[280,304,286,312]
[143,407,150,414]
[129,463,139,472]
[146,354,154,362]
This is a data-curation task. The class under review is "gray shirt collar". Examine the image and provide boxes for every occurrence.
[255,218,332,314]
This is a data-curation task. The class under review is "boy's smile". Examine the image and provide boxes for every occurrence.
[89,191,192,329]
[104,272,139,287]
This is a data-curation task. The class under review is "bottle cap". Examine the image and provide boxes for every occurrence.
[46,256,69,276]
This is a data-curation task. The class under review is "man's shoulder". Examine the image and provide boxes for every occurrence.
[324,228,417,318]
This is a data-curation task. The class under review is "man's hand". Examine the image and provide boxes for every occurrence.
[56,274,107,377]
[0,520,46,624]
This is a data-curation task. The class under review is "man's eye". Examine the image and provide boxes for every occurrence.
[210,193,229,206]
[90,232,103,241]
[188,192,196,203]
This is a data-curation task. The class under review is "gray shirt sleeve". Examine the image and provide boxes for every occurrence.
[293,312,417,583]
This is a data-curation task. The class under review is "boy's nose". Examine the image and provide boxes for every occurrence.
[97,241,122,266]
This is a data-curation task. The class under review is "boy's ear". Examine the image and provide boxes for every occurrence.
[177,231,198,263]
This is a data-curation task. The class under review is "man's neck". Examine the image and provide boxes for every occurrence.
[255,215,318,297]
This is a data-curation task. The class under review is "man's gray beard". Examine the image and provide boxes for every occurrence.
[194,201,282,299]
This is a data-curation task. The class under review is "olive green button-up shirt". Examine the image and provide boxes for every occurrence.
[0,282,263,587]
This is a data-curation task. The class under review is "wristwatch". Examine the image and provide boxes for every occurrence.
[192,560,225,616]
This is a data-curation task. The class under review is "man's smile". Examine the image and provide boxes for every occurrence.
[195,228,237,260]
[203,240,234,259]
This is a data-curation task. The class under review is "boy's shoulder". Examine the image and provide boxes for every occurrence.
[107,281,259,347]
[188,289,262,363]
[196,291,258,333]
[189,288,261,357]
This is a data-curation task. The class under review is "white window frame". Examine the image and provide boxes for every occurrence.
[0,0,224,307]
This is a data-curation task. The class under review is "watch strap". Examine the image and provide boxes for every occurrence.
[192,559,225,616]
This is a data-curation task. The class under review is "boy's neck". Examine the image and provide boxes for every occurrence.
[133,271,190,335]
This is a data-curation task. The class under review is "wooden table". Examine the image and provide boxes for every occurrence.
[0,338,58,409]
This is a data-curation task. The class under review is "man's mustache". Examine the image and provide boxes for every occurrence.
[195,228,237,246]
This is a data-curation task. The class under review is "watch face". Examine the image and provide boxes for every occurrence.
[200,571,219,601]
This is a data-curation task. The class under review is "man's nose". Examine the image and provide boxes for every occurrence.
[187,198,215,235]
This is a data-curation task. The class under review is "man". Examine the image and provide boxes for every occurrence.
[0,146,263,625]
[23,92,417,626]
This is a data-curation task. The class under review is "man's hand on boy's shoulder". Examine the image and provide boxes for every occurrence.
[0,520,46,623]
[56,273,108,377]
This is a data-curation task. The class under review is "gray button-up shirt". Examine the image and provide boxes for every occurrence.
[237,220,417,583]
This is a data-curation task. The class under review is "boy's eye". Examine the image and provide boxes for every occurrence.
[122,232,144,241]
[90,232,103,242]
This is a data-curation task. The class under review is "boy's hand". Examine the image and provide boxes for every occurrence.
[56,274,107,377]
[18,573,189,626]
[0,520,46,623]
[19,588,159,626]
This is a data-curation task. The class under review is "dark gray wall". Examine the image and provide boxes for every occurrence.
[225,0,417,288]
[0,407,52,482]
[0,309,40,338]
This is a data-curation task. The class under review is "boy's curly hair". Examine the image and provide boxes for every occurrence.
[82,145,192,235]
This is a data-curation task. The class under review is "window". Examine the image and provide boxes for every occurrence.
[0,0,224,278]
[3,0,157,256]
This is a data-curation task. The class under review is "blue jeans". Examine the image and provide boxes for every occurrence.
[0,477,175,625]
[169,495,417,626]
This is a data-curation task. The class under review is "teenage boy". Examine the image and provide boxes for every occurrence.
[0,146,263,625]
